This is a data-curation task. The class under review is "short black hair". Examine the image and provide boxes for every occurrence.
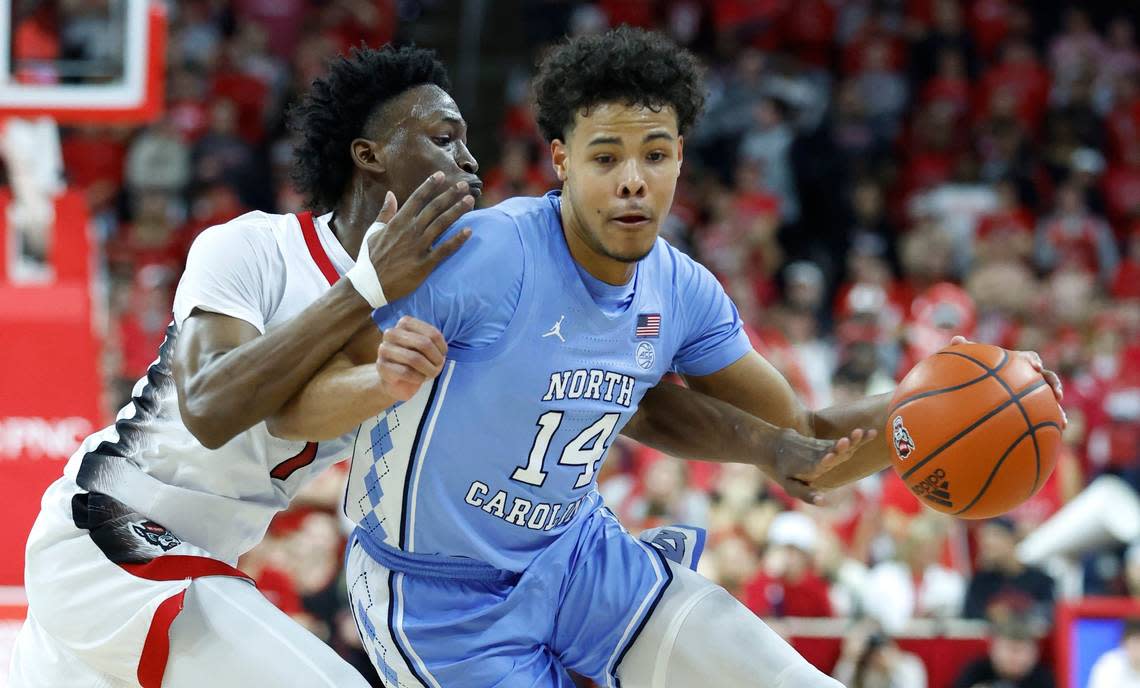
[532,26,705,143]
[289,45,450,212]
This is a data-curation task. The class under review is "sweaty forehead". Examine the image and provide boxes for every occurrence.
[368,84,461,137]
[569,102,678,141]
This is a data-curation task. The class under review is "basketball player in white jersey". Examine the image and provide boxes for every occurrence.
[8,46,481,688]
[10,45,875,687]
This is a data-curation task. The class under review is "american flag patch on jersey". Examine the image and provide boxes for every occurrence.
[635,313,661,338]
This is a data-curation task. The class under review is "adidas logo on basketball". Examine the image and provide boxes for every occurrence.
[911,468,954,509]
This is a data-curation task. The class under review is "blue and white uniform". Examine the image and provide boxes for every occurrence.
[344,192,841,688]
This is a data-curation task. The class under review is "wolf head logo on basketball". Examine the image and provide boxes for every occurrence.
[892,416,915,460]
[131,520,181,551]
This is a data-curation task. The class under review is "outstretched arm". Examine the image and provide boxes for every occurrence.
[174,176,472,448]
[270,208,524,442]
[623,382,870,503]
[677,338,1064,492]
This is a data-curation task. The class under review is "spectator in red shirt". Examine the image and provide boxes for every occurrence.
[13,3,60,83]
[779,0,836,68]
[210,47,271,145]
[1103,150,1140,231]
[743,510,833,618]
[1035,181,1120,285]
[1106,73,1140,165]
[842,12,906,77]
[60,125,129,214]
[979,40,1050,131]
[108,191,185,275]
[976,177,1035,265]
[481,139,548,207]
[113,264,176,406]
[921,48,973,123]
[968,0,1015,62]
[166,67,211,143]
[1114,224,1140,300]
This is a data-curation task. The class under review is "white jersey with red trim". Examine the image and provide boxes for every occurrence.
[62,210,357,564]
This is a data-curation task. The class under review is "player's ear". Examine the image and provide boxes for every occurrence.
[676,135,684,172]
[350,138,386,175]
[550,139,568,182]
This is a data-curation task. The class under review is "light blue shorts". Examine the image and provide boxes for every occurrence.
[346,509,705,687]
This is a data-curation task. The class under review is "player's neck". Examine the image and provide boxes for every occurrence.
[329,182,386,257]
[559,199,636,286]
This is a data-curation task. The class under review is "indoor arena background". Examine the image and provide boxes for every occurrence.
[1,1,1139,687]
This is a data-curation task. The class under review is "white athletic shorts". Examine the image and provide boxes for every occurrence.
[8,478,369,688]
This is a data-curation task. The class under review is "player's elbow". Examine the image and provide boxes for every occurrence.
[183,413,235,450]
[265,411,307,442]
[265,405,343,443]
[179,394,238,450]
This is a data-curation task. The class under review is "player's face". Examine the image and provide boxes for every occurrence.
[379,84,482,203]
[553,103,683,268]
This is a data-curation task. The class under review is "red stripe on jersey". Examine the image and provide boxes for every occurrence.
[120,555,254,584]
[137,589,186,688]
[270,441,319,481]
[298,211,340,286]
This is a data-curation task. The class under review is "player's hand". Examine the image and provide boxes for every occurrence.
[949,336,1067,427]
[376,316,447,402]
[367,172,475,302]
[761,427,878,505]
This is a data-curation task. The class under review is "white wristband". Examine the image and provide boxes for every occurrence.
[345,221,388,308]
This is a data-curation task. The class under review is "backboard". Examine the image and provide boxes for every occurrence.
[0,0,166,124]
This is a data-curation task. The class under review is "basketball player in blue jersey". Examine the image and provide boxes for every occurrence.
[267,30,1065,688]
[12,43,866,688]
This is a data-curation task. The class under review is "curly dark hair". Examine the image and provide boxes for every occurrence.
[532,26,705,143]
[289,45,451,211]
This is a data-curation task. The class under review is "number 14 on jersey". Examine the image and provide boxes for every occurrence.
[510,412,620,489]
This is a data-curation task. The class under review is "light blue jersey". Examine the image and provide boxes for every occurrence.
[343,191,751,687]
[344,191,750,573]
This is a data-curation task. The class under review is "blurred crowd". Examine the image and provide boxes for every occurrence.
[10,0,1140,686]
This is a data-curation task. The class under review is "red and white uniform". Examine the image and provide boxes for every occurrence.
[10,211,370,688]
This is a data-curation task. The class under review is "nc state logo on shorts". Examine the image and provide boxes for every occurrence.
[131,520,182,551]
[892,416,915,460]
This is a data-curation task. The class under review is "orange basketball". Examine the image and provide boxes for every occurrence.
[887,342,1064,519]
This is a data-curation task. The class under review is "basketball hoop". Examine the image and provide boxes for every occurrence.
[0,0,167,124]
[0,0,166,283]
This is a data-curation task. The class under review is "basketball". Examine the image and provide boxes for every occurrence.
[887,342,1064,519]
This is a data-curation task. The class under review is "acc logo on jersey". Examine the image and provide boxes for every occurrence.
[131,520,182,551]
[892,416,915,460]
[635,341,655,370]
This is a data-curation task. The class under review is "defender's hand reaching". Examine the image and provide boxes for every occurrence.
[761,427,878,505]
[376,316,448,402]
[353,172,475,307]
